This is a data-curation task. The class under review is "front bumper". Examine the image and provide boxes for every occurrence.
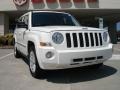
[36,44,113,70]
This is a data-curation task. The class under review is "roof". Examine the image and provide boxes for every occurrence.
[31,11,69,14]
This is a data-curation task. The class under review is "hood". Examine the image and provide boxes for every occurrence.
[30,26,105,32]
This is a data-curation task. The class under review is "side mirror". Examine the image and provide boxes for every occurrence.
[17,22,28,29]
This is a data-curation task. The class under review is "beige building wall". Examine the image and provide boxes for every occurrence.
[0,0,120,11]
[0,0,120,41]
[4,14,9,35]
[99,0,120,8]
[0,14,9,35]
[0,14,5,35]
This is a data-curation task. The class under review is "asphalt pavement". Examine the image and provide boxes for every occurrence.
[0,45,120,90]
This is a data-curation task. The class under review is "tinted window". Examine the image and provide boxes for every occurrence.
[32,12,80,27]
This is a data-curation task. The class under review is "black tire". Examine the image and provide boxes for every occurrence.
[14,45,21,58]
[28,46,45,78]
[89,63,103,69]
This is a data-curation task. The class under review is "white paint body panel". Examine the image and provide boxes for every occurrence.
[37,44,112,69]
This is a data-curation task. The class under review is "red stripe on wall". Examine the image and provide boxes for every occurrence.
[73,0,85,3]
[87,0,97,3]
[31,0,43,3]
[59,0,70,3]
[46,0,56,3]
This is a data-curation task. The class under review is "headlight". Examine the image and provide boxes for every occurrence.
[52,32,64,44]
[103,32,108,42]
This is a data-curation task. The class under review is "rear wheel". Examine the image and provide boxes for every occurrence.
[28,46,45,78]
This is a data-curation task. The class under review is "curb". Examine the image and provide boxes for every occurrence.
[0,46,13,49]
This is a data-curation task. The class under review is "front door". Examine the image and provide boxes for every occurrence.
[19,15,29,55]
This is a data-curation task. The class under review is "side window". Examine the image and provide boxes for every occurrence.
[25,15,29,25]
[16,16,28,28]
[16,17,22,28]
[23,15,29,25]
[18,18,22,22]
[22,16,25,22]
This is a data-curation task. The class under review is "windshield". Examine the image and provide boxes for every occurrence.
[32,12,80,27]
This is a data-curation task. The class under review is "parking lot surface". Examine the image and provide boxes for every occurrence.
[0,48,120,90]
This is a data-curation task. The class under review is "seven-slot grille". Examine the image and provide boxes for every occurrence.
[66,32,103,48]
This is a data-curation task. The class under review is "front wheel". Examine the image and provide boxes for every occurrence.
[28,46,45,78]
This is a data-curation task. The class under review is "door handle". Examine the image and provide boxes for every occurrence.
[23,31,27,39]
[23,31,26,35]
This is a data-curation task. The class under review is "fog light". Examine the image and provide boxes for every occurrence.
[46,52,54,59]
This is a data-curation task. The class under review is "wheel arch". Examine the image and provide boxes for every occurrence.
[27,41,35,53]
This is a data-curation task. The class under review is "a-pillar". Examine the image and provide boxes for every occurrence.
[0,13,9,35]
[108,21,117,44]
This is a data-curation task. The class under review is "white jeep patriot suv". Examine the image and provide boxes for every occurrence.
[14,11,113,78]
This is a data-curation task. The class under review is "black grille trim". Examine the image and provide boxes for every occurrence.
[99,33,103,46]
[66,32,103,48]
[90,33,94,47]
[84,33,89,47]
[66,33,71,48]
[79,33,84,47]
[85,57,96,61]
[72,33,78,47]
[95,33,99,46]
